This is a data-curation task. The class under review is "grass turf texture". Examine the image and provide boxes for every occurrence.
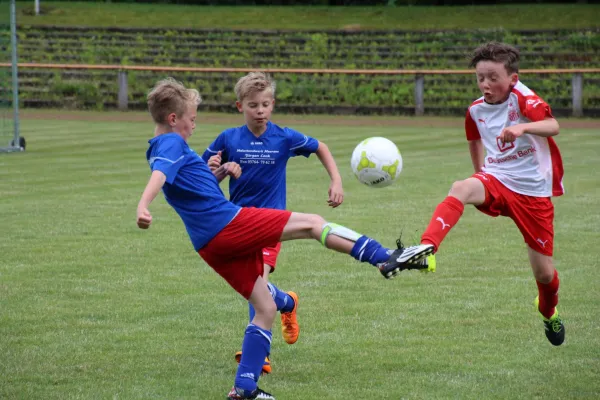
[1,112,599,399]
[3,3,599,30]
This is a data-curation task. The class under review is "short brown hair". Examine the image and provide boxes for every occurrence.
[234,72,276,102]
[469,42,520,74]
[147,77,202,124]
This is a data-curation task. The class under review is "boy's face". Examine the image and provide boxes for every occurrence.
[475,61,518,104]
[171,103,197,141]
[236,90,274,134]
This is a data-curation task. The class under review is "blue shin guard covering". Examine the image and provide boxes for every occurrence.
[248,283,294,322]
[234,324,273,395]
[268,282,295,313]
[351,236,390,266]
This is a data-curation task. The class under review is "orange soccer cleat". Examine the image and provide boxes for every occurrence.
[280,291,299,345]
[234,351,272,375]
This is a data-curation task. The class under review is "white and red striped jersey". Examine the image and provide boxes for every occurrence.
[465,81,564,197]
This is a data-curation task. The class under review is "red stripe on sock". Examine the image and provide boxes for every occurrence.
[536,269,560,319]
[420,196,464,252]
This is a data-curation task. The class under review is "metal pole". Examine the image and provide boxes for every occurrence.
[414,74,424,116]
[118,71,128,111]
[11,0,20,147]
[571,73,583,118]
[35,0,40,16]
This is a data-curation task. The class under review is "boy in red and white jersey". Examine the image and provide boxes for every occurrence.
[384,42,565,345]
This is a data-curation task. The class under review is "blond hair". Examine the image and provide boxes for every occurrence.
[147,77,202,124]
[234,72,276,102]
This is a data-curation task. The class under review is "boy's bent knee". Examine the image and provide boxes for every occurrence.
[448,178,484,205]
[309,213,325,224]
[528,249,555,283]
[449,180,469,197]
[305,213,326,231]
[531,260,555,283]
[535,270,555,284]
[292,212,325,229]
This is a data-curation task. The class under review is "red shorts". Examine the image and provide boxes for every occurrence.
[198,207,292,299]
[263,242,282,272]
[473,172,554,256]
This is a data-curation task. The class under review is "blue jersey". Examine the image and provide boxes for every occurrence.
[201,122,319,210]
[146,133,240,251]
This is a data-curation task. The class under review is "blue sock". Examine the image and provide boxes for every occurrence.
[247,283,294,322]
[268,282,295,313]
[234,324,272,395]
[351,236,390,266]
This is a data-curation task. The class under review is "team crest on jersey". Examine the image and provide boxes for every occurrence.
[508,108,519,121]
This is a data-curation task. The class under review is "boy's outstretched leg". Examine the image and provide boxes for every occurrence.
[420,195,465,252]
[420,177,487,252]
[393,177,487,276]
[279,214,433,278]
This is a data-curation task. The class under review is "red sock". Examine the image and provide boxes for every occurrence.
[536,269,560,319]
[420,196,464,252]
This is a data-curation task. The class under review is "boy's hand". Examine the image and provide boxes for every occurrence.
[499,124,526,144]
[214,162,242,181]
[137,207,152,229]
[328,180,344,208]
[207,151,222,172]
[222,162,242,179]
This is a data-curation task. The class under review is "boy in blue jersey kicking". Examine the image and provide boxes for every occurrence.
[137,78,433,400]
[201,72,344,374]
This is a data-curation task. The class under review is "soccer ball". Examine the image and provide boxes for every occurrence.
[351,137,403,188]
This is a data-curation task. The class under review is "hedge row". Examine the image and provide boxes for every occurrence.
[1,26,599,115]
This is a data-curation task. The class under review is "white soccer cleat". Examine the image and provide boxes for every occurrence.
[378,244,435,279]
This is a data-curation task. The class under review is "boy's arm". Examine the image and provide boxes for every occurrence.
[502,95,559,143]
[499,118,559,144]
[465,108,484,173]
[137,170,167,229]
[468,139,485,173]
[315,141,344,208]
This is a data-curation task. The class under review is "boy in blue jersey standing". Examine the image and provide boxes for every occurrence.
[137,77,433,400]
[202,72,344,374]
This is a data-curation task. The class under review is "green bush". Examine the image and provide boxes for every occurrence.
[10,26,600,115]
[51,79,102,109]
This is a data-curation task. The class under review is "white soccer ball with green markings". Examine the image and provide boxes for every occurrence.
[351,137,403,188]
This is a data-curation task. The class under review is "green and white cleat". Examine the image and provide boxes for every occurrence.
[419,254,436,273]
[378,239,435,279]
[534,296,565,346]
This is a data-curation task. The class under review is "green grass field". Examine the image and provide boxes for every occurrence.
[5,2,600,30]
[1,113,599,399]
